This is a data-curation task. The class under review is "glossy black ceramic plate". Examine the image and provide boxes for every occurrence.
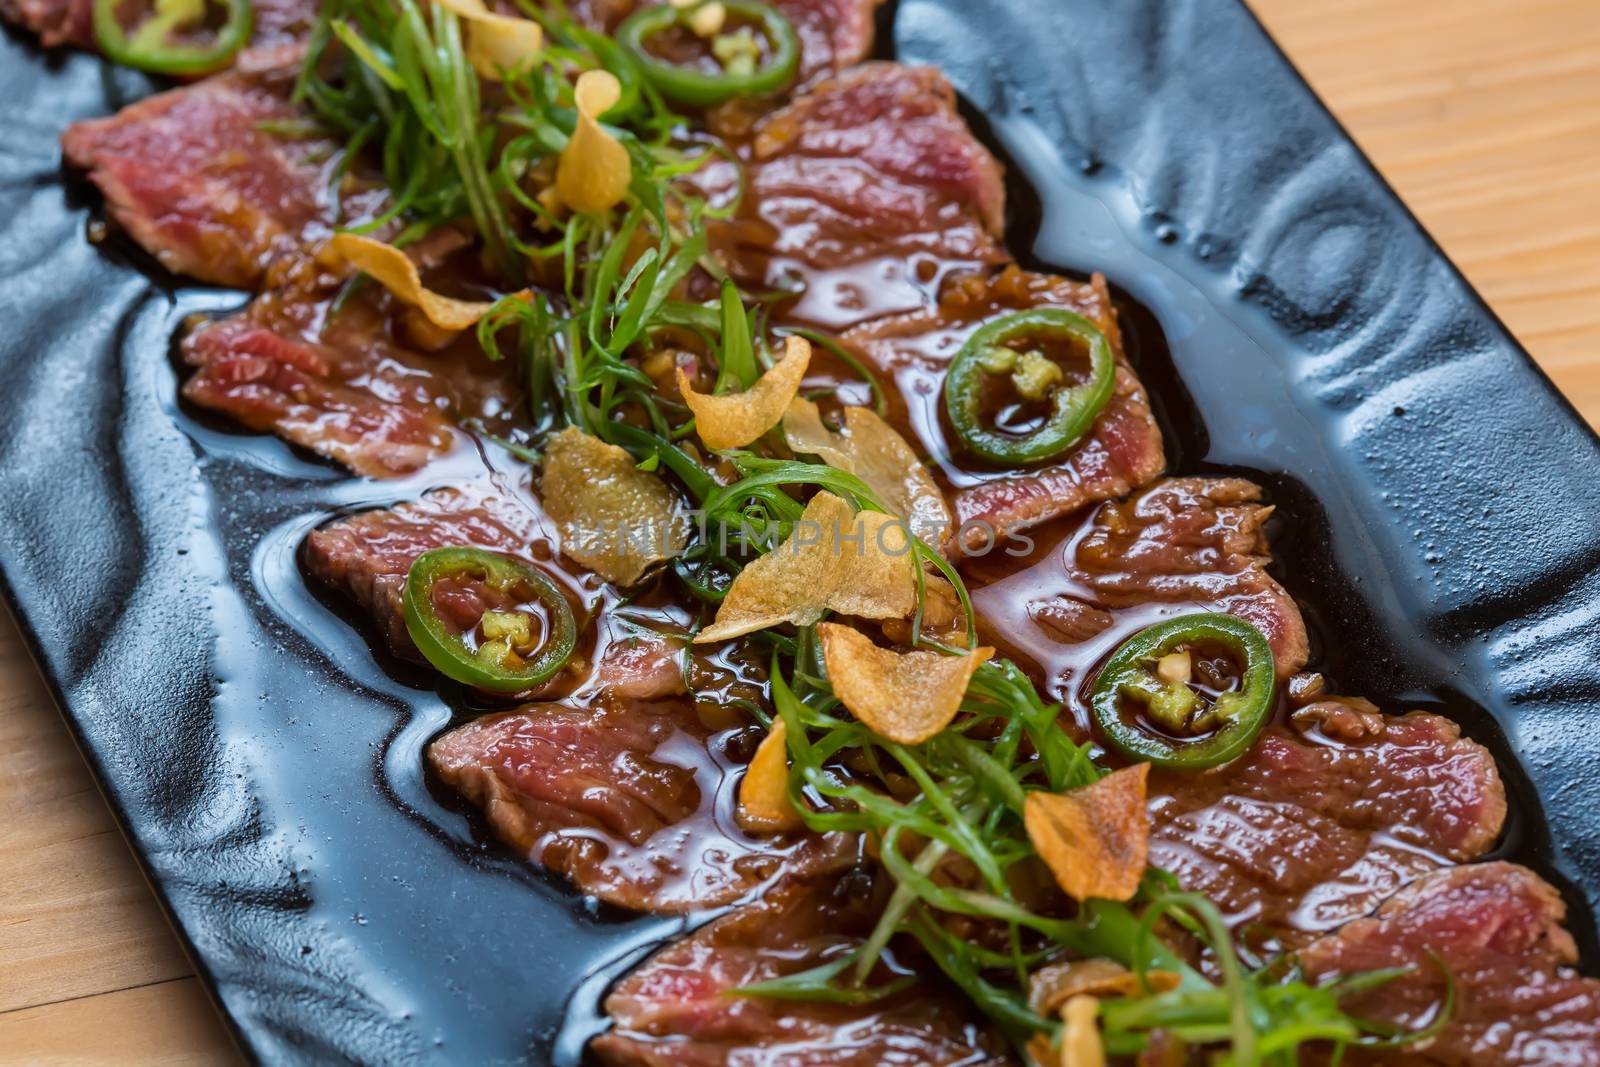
[2,0,1598,1062]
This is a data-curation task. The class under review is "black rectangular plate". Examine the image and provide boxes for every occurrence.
[2,1,1598,1063]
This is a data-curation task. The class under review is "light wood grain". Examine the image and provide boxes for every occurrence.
[0,625,193,1014]
[0,978,236,1065]
[1252,0,1600,426]
[2,0,1598,1060]
[0,612,241,1063]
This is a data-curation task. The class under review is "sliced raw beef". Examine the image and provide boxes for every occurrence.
[305,479,561,654]
[1150,709,1505,948]
[0,0,92,48]
[966,477,1304,703]
[847,266,1166,548]
[304,477,689,700]
[325,487,845,911]
[704,62,1009,329]
[428,706,855,913]
[182,271,522,476]
[591,881,1013,1065]
[966,475,1500,946]
[3,0,314,53]
[232,0,321,51]
[776,0,884,83]
[1299,862,1600,1066]
[62,54,386,287]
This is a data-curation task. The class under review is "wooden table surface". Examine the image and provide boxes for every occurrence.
[2,0,1597,1061]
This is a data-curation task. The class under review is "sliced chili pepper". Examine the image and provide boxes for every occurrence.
[942,307,1116,466]
[1088,612,1275,770]
[402,547,578,694]
[616,1,800,107]
[94,0,253,76]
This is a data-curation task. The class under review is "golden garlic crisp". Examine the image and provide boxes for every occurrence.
[556,70,631,214]
[737,719,803,832]
[1027,958,1180,1018]
[817,622,992,744]
[434,0,543,80]
[1023,763,1150,903]
[680,336,812,451]
[540,428,687,586]
[329,233,502,331]
[1058,995,1105,1067]
[783,397,952,549]
[694,491,917,643]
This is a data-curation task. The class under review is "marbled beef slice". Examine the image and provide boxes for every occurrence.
[428,706,854,913]
[848,267,1167,550]
[61,52,384,287]
[1300,862,1600,1066]
[591,881,1014,1065]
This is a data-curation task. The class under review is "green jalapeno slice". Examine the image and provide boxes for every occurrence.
[616,0,800,107]
[402,547,578,693]
[1088,612,1276,770]
[94,0,253,75]
[942,307,1117,466]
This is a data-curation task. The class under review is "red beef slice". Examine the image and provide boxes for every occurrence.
[0,0,92,48]
[4,0,313,52]
[775,0,884,83]
[704,62,1010,329]
[1299,862,1600,1065]
[305,479,558,653]
[61,56,385,287]
[967,477,1305,702]
[847,266,1167,549]
[1150,710,1505,949]
[428,706,854,913]
[182,268,522,477]
[304,477,690,701]
[591,881,1013,1065]
[968,476,1502,948]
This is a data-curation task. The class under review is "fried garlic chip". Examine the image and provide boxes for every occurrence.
[784,397,952,549]
[329,233,503,331]
[680,336,812,451]
[540,427,687,586]
[879,572,967,646]
[737,718,803,832]
[434,0,543,80]
[694,491,916,643]
[1059,995,1105,1067]
[1027,958,1181,1018]
[818,622,992,744]
[1023,763,1150,903]
[556,70,631,215]
[1025,1035,1055,1067]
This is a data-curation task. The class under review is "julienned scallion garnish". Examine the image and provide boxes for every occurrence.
[727,614,1452,1063]
[286,2,1451,1060]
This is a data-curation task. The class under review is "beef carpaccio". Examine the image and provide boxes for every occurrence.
[19,0,1596,1061]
